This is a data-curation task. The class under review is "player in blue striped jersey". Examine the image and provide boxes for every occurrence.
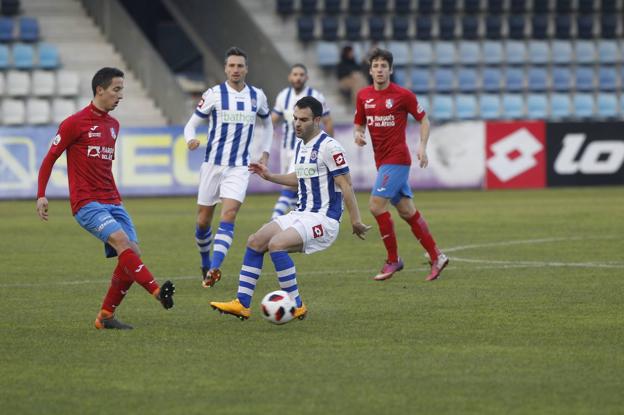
[270,64,334,219]
[210,96,370,321]
[184,47,273,288]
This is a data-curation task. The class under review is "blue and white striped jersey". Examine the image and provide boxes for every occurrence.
[194,82,270,166]
[292,132,349,221]
[273,87,330,151]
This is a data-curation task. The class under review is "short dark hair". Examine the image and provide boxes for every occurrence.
[91,67,124,96]
[224,46,247,64]
[295,96,323,118]
[290,63,307,73]
[368,48,393,69]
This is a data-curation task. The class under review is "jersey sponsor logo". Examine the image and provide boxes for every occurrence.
[220,110,255,125]
[385,98,394,109]
[365,98,376,109]
[110,128,117,140]
[310,149,318,161]
[90,125,99,131]
[332,152,346,166]
[52,134,61,145]
[366,116,374,126]
[367,115,396,127]
[295,163,318,178]
[89,125,102,138]
[554,133,624,175]
[487,127,543,182]
[96,218,116,232]
[312,224,324,238]
[87,146,101,158]
[87,145,114,160]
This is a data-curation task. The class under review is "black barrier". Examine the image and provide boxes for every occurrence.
[546,122,624,187]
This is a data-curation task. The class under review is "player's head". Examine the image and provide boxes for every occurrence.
[288,63,308,91]
[91,67,124,112]
[224,46,248,85]
[293,96,323,141]
[368,48,393,87]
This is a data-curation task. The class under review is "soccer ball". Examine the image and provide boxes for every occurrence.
[260,290,296,325]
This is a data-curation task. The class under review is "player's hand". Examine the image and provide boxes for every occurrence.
[352,222,372,240]
[187,139,200,151]
[257,152,269,166]
[354,130,367,147]
[417,145,428,168]
[249,162,270,179]
[36,197,49,221]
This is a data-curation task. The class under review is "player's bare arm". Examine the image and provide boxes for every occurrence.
[333,173,371,239]
[249,163,298,187]
[416,114,431,168]
[184,113,203,151]
[354,124,367,147]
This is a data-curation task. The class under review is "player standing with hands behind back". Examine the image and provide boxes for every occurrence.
[353,48,449,281]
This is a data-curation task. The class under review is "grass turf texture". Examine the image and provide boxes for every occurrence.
[1,188,623,414]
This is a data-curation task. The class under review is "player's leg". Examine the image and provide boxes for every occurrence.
[395,197,449,281]
[196,162,222,282]
[268,227,305,312]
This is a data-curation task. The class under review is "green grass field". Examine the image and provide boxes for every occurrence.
[1,188,623,414]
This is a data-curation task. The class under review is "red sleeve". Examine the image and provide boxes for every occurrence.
[37,119,79,198]
[406,90,426,121]
[353,90,366,126]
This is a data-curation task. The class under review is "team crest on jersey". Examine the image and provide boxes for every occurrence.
[52,134,61,145]
[385,99,394,109]
[110,128,117,140]
[332,152,346,166]
[312,224,324,238]
[310,149,318,161]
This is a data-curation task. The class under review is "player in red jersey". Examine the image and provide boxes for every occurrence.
[353,48,449,281]
[36,67,175,329]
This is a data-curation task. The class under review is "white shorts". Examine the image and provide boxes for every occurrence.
[274,210,340,254]
[280,147,296,175]
[197,163,250,206]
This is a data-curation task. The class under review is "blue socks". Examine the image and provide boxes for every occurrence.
[211,221,234,269]
[236,247,264,308]
[270,251,302,307]
[195,226,212,269]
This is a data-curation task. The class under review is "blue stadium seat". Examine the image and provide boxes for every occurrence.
[462,16,479,40]
[486,0,504,13]
[509,0,527,13]
[479,94,501,119]
[432,95,454,121]
[506,41,527,65]
[372,0,389,14]
[482,41,503,65]
[276,0,295,15]
[387,41,409,66]
[417,0,434,14]
[598,67,618,91]
[324,0,341,14]
[301,0,318,14]
[598,41,619,64]
[38,43,59,69]
[392,16,409,41]
[552,66,572,91]
[368,16,386,41]
[572,93,594,118]
[411,42,433,66]
[508,15,526,39]
[316,42,339,67]
[411,68,430,93]
[19,17,39,42]
[12,43,34,69]
[528,67,548,91]
[393,67,408,86]
[345,16,362,41]
[576,16,594,39]
[415,16,432,40]
[575,41,596,65]
[550,93,572,118]
[438,15,455,40]
[527,40,549,65]
[458,41,480,65]
[440,0,457,13]
[596,93,618,118]
[554,15,572,39]
[485,15,502,39]
[532,0,549,13]
[555,0,573,13]
[502,94,524,119]
[297,17,315,42]
[321,16,339,41]
[504,67,524,92]
[434,41,455,65]
[551,41,572,65]
[600,15,617,39]
[455,95,478,119]
[527,94,548,119]
[464,0,480,13]
[348,0,365,13]
[0,17,14,42]
[434,68,454,93]
[482,68,502,92]
[0,44,9,69]
[457,68,478,92]
[531,15,549,39]
[578,0,595,13]
[394,0,411,14]
[575,66,594,91]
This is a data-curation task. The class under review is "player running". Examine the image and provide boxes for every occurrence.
[36,67,175,330]
[353,48,449,281]
[184,47,273,288]
[271,63,334,219]
[210,96,370,321]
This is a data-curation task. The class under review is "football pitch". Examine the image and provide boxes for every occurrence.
[1,188,623,414]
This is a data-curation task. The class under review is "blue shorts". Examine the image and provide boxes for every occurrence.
[371,164,413,206]
[74,202,138,258]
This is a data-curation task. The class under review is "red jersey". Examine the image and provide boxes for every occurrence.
[354,82,425,169]
[37,103,121,214]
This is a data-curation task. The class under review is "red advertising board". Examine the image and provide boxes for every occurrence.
[485,121,546,189]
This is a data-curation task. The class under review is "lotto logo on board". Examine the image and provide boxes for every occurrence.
[312,224,324,238]
[485,122,546,189]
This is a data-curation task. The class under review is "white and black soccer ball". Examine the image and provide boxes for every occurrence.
[260,290,296,325]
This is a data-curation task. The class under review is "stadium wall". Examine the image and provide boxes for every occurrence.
[1,122,622,199]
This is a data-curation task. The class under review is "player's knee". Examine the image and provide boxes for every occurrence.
[108,231,133,254]
[397,209,413,221]
[220,208,239,223]
[247,233,268,252]
[369,204,385,217]
[267,238,286,252]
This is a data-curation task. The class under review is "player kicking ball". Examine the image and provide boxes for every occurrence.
[210,96,371,321]
[36,67,175,330]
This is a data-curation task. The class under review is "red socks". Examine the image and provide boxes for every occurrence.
[100,264,133,313]
[374,211,399,263]
[117,249,160,294]
[407,211,440,262]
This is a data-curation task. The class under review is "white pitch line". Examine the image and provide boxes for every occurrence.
[451,256,624,269]
[441,235,618,253]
